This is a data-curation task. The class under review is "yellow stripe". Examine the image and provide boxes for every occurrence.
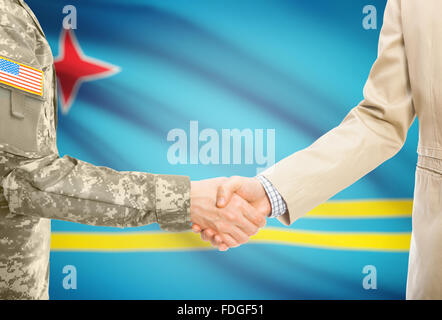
[51,229,411,252]
[51,231,213,251]
[252,229,410,251]
[304,199,412,218]
[50,200,413,252]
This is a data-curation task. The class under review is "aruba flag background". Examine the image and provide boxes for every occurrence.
[26,0,417,299]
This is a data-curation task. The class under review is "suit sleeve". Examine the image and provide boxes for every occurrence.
[262,0,416,225]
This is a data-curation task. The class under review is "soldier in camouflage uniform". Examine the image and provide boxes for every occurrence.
[0,0,265,299]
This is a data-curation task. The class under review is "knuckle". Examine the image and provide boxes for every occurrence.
[205,230,214,238]
[250,226,259,236]
[218,185,226,194]
[252,216,261,226]
[261,218,267,227]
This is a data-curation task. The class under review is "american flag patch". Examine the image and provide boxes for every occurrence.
[0,56,43,96]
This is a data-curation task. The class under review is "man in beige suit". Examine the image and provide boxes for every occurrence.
[193,0,442,299]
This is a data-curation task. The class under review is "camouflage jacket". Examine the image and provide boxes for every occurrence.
[0,0,191,300]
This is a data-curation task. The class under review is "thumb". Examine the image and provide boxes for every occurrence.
[216,176,242,208]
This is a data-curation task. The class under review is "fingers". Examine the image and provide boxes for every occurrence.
[201,228,215,241]
[205,231,226,249]
[207,209,250,248]
[214,234,223,244]
[237,197,266,230]
[233,208,260,236]
[192,177,267,251]
[190,197,246,250]
[218,243,229,251]
[227,195,266,233]
[201,229,230,251]
[192,224,202,233]
[214,219,249,245]
[219,232,241,248]
[216,176,243,208]
[200,195,266,250]
[194,223,225,249]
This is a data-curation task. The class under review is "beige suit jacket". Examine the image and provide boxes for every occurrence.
[263,0,442,299]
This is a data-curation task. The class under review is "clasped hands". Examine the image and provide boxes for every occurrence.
[190,176,271,251]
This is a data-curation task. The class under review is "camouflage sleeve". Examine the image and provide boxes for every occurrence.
[2,154,191,231]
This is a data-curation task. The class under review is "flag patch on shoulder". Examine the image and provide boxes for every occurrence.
[0,56,43,96]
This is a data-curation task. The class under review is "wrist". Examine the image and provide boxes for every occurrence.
[189,181,199,222]
[261,194,272,217]
[253,177,272,217]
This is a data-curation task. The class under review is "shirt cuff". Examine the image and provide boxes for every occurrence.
[256,175,287,218]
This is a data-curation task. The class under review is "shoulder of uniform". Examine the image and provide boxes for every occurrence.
[0,9,39,68]
[0,1,37,32]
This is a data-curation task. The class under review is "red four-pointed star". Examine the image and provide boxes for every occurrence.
[54,30,120,114]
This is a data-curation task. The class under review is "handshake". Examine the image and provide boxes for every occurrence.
[190,176,272,251]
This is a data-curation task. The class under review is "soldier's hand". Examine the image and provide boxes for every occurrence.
[190,178,266,250]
